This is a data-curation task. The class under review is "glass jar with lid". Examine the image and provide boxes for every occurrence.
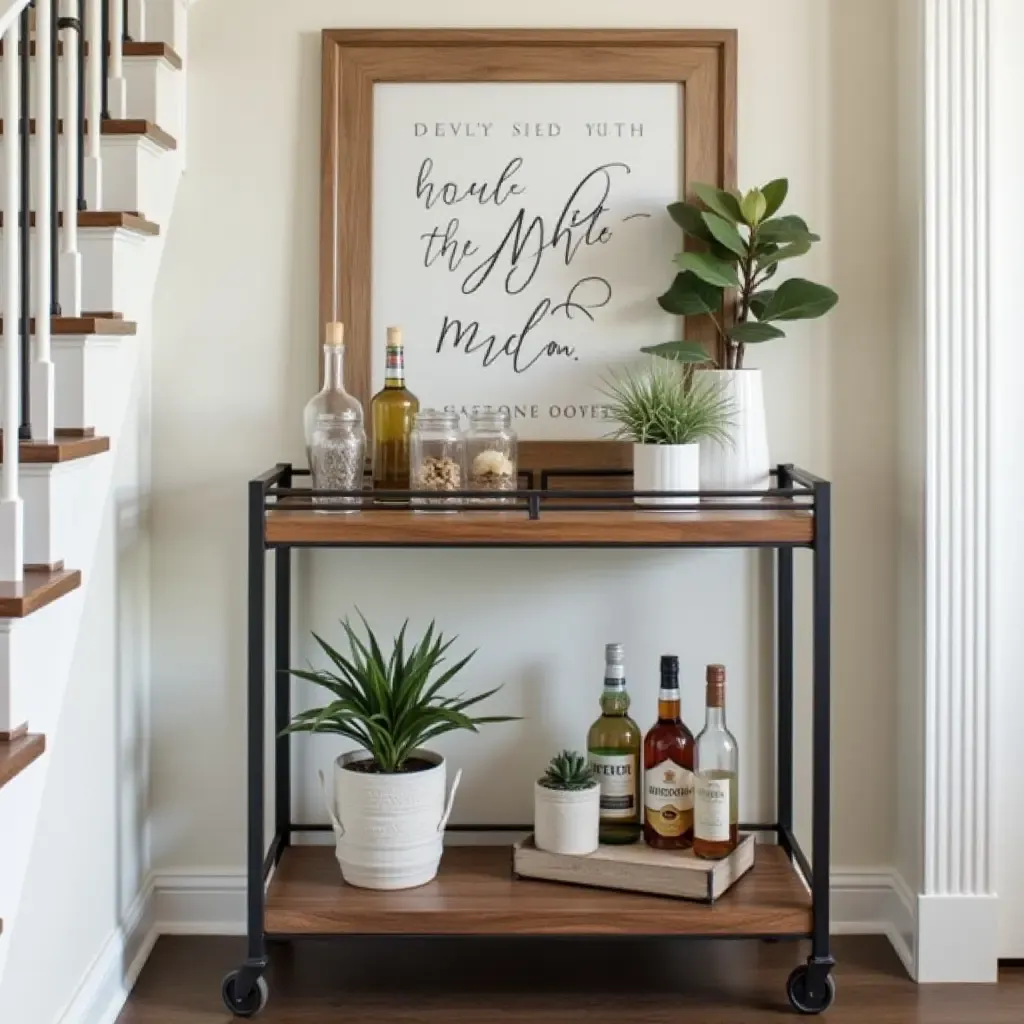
[409,409,466,511]
[466,407,518,503]
[303,322,366,512]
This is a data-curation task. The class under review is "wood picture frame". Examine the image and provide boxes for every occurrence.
[319,29,737,472]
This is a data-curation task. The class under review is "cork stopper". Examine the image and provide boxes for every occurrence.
[386,326,404,348]
[324,321,345,348]
[706,663,726,707]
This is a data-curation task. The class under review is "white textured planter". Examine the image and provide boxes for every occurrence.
[534,782,600,856]
[632,443,700,507]
[320,749,461,890]
[697,369,770,499]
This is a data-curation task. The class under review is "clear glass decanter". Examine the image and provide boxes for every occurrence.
[303,322,366,512]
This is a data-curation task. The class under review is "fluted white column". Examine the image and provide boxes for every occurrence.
[58,0,81,317]
[912,0,997,983]
[0,16,24,580]
[108,0,127,117]
[84,0,103,209]
[31,0,55,442]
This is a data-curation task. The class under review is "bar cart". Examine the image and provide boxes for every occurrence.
[221,460,835,1017]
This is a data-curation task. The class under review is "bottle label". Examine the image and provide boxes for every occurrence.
[589,753,636,819]
[695,777,731,842]
[385,345,405,382]
[644,762,694,837]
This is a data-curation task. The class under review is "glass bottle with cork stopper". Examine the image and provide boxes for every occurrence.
[693,663,740,859]
[371,326,419,496]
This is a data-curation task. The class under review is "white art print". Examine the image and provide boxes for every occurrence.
[372,83,683,440]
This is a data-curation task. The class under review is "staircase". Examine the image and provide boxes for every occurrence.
[0,2,189,1019]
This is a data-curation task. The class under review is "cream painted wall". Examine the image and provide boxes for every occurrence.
[151,0,898,875]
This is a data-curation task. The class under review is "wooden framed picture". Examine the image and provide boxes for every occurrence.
[320,29,736,464]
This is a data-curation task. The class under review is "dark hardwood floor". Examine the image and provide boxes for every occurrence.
[117,935,1024,1023]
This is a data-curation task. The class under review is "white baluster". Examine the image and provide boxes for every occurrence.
[1,16,24,581]
[108,0,127,117]
[32,0,55,442]
[59,0,81,317]
[84,0,102,208]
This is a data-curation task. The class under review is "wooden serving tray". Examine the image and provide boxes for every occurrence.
[512,833,757,904]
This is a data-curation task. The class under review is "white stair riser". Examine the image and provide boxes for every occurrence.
[21,461,96,567]
[0,336,125,432]
[0,134,169,213]
[0,229,146,314]
[126,57,182,141]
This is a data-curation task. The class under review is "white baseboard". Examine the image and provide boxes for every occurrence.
[916,893,999,983]
[831,868,916,978]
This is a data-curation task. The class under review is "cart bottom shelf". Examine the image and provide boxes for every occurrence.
[264,845,812,937]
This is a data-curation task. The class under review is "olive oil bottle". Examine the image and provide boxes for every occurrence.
[370,326,419,493]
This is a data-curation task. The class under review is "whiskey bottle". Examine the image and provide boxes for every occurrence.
[694,664,740,859]
[587,643,642,844]
[371,326,419,493]
[643,655,696,850]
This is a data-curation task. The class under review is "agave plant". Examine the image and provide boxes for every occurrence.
[643,179,839,370]
[284,612,517,773]
[539,750,597,791]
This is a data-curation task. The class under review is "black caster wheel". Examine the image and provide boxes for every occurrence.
[786,965,835,1015]
[221,971,269,1018]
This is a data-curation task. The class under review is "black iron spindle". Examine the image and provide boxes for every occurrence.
[18,7,32,440]
[100,0,110,120]
[77,0,85,209]
[122,0,131,43]
[50,0,61,314]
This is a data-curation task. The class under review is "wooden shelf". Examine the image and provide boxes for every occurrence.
[266,508,813,547]
[0,431,109,464]
[0,733,45,792]
[264,845,812,937]
[0,568,81,617]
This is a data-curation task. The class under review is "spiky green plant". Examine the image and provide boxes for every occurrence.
[284,612,518,773]
[539,750,597,791]
[599,359,735,447]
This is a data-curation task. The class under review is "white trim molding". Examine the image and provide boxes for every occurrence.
[914,0,998,983]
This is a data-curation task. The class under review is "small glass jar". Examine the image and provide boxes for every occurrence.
[410,409,466,511]
[466,407,518,503]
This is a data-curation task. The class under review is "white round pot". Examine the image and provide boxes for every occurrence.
[697,369,770,500]
[534,782,600,856]
[319,749,461,890]
[632,442,700,507]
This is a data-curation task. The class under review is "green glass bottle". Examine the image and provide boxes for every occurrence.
[371,326,419,494]
[587,643,642,844]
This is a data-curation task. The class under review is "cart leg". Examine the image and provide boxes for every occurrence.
[223,479,272,1018]
[275,536,292,851]
[777,465,795,849]
[788,480,835,1015]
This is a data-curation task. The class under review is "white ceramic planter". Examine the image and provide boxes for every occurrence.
[534,782,600,856]
[697,369,770,499]
[632,442,700,506]
[320,749,461,890]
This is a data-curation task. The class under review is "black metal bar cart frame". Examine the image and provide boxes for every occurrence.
[222,462,835,1018]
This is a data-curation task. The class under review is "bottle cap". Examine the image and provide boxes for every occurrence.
[324,321,344,347]
[706,664,726,707]
[605,643,624,666]
[659,655,679,687]
[706,663,726,684]
[386,326,403,347]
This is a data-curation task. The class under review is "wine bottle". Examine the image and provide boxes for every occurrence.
[693,664,740,859]
[371,327,419,493]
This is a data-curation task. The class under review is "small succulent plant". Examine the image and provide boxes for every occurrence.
[539,750,598,791]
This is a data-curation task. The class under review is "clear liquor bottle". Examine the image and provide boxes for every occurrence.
[371,326,419,494]
[587,643,642,844]
[693,664,740,859]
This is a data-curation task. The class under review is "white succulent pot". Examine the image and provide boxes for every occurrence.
[697,369,771,500]
[632,442,700,507]
[319,749,461,890]
[534,782,600,856]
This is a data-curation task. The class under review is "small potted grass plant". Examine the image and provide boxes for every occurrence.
[286,612,517,890]
[600,359,734,506]
[534,750,600,856]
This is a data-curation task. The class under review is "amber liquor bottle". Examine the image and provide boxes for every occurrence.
[371,326,419,493]
[643,655,696,850]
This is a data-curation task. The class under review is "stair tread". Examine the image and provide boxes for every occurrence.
[0,733,45,791]
[0,211,159,236]
[0,118,177,151]
[0,40,183,70]
[0,316,138,336]
[0,568,81,618]
[0,431,110,464]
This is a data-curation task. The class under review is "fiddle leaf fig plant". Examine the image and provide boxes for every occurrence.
[642,179,839,370]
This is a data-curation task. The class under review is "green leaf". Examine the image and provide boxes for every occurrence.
[728,322,786,344]
[760,278,839,322]
[657,271,723,317]
[691,183,744,224]
[758,216,818,245]
[740,189,768,227]
[674,251,740,289]
[761,179,789,219]
[757,239,812,271]
[749,289,776,320]
[667,201,714,242]
[640,341,712,364]
[701,212,747,257]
